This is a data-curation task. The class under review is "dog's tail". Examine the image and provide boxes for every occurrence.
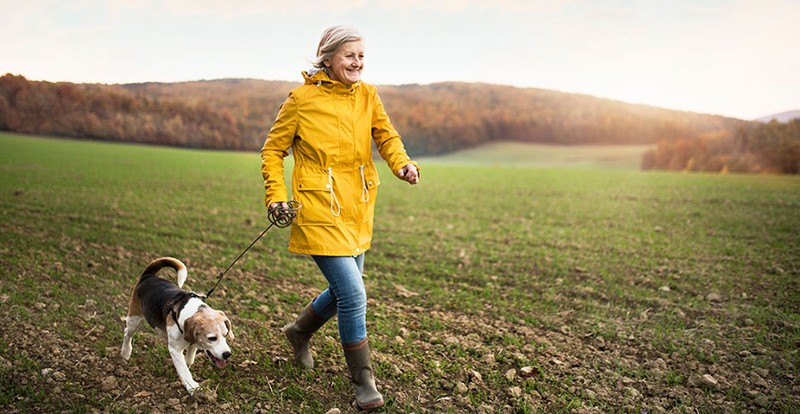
[140,257,189,288]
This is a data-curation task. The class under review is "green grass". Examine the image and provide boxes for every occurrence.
[422,141,654,169]
[1,132,799,413]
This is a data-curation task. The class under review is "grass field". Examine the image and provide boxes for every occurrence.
[1,132,798,413]
[421,141,654,170]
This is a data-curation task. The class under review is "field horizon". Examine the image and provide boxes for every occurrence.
[1,132,798,413]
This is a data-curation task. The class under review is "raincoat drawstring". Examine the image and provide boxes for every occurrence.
[359,165,370,203]
[328,167,341,217]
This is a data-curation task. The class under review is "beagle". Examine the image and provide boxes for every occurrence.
[120,257,233,395]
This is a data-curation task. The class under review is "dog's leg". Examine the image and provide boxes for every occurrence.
[121,315,144,360]
[153,327,167,339]
[169,343,199,394]
[185,344,199,367]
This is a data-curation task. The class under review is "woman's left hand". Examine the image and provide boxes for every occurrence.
[398,164,419,185]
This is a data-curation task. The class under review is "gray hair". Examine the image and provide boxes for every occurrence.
[312,25,363,70]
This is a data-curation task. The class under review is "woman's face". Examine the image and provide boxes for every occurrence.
[325,40,364,86]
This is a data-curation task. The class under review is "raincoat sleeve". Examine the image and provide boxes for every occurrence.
[370,91,420,177]
[261,93,298,207]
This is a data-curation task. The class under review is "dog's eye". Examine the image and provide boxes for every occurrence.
[208,336,218,342]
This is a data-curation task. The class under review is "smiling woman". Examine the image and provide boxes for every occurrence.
[259,25,421,411]
[314,26,365,86]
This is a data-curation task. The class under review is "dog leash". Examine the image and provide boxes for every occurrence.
[203,201,302,298]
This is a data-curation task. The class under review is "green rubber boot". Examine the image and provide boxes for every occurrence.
[282,302,326,369]
[343,339,384,411]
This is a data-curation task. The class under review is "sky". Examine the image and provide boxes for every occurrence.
[2,0,798,120]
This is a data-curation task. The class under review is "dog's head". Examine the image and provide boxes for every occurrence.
[183,307,234,368]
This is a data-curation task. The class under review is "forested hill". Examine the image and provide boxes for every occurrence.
[378,83,747,155]
[0,73,747,156]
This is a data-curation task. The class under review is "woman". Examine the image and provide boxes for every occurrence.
[260,25,419,410]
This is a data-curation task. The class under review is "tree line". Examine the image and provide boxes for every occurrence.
[641,119,800,174]
[0,74,246,150]
[376,82,748,156]
[1,73,797,173]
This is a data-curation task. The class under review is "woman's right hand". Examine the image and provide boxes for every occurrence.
[269,202,290,219]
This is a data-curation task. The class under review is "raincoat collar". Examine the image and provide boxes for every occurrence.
[302,70,361,91]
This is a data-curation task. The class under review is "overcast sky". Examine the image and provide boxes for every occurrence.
[2,0,798,120]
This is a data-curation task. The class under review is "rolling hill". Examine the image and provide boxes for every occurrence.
[0,73,749,156]
[4,73,797,174]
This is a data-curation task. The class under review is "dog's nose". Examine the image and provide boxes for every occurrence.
[222,351,232,360]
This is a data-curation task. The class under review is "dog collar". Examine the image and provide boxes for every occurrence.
[168,292,207,334]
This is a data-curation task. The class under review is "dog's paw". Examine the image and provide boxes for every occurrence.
[190,384,218,404]
[120,346,132,361]
[184,379,201,394]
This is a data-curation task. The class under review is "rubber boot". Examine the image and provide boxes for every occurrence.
[343,339,384,411]
[282,302,326,369]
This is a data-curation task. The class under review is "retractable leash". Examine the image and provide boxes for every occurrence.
[203,200,302,298]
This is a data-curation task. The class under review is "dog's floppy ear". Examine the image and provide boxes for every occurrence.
[218,310,234,341]
[183,314,198,343]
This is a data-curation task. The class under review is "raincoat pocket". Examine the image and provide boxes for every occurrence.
[295,172,337,226]
[363,164,381,190]
[360,165,381,224]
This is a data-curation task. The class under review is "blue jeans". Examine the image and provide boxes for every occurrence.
[310,254,367,345]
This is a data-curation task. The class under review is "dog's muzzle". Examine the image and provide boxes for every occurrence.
[206,350,231,368]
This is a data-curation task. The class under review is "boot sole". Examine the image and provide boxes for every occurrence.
[357,399,384,411]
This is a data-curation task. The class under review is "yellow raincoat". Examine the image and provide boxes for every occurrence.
[261,70,419,256]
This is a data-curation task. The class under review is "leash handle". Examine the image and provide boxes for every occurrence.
[205,201,302,298]
[268,200,302,228]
